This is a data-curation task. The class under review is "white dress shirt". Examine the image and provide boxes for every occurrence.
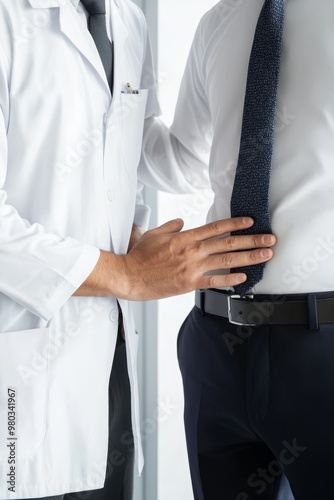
[140,0,334,295]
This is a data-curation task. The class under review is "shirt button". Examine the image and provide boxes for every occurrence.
[107,190,115,202]
[109,309,118,322]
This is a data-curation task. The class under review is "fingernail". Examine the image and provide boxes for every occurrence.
[236,274,247,283]
[243,217,253,225]
[262,235,275,245]
[260,249,272,259]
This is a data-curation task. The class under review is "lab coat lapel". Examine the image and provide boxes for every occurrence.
[108,0,129,102]
[27,0,128,99]
[58,0,111,92]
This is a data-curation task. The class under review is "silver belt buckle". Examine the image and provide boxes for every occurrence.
[227,294,256,327]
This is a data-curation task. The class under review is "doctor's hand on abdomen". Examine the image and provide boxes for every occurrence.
[74,217,276,301]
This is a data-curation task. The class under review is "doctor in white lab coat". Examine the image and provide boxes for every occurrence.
[0,1,277,499]
[0,1,156,498]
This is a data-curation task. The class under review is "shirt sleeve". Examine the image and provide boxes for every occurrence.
[138,18,212,194]
[0,46,100,322]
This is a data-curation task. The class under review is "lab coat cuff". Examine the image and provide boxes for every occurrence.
[40,245,100,322]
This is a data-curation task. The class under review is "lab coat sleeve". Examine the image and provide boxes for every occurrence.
[138,18,212,194]
[0,47,100,322]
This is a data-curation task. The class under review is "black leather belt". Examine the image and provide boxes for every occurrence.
[195,289,334,329]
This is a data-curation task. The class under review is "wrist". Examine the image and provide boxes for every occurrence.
[105,252,132,299]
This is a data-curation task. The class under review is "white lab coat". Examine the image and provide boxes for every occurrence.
[0,0,160,497]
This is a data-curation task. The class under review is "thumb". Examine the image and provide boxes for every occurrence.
[152,218,184,235]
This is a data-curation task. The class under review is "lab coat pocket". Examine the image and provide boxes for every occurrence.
[0,328,49,461]
[120,89,148,173]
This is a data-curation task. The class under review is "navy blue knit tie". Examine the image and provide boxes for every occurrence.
[81,0,114,93]
[230,0,285,296]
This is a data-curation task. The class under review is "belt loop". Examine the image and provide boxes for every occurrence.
[199,289,206,316]
[307,294,319,331]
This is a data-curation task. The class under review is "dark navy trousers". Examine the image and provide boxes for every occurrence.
[177,304,334,500]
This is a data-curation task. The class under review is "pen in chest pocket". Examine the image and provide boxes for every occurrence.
[124,82,139,94]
